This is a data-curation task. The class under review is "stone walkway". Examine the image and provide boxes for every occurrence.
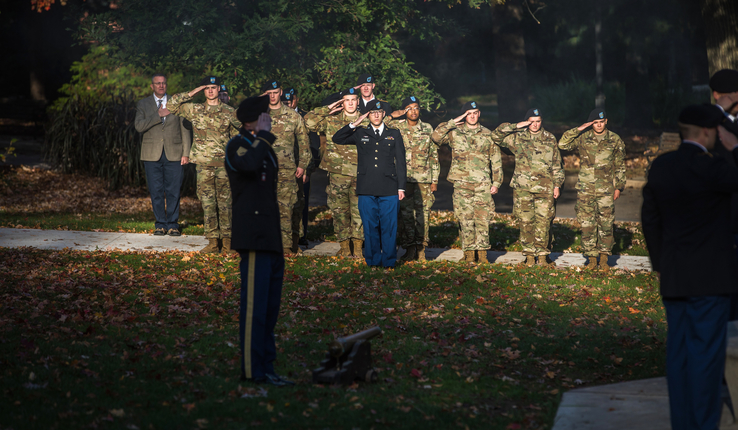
[0,228,652,271]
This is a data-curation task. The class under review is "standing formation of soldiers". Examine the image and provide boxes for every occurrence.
[157,72,626,269]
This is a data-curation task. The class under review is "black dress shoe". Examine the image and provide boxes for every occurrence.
[153,228,167,236]
[264,373,295,386]
[167,228,181,236]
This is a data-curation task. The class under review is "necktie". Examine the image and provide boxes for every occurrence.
[375,128,380,138]
[158,99,166,124]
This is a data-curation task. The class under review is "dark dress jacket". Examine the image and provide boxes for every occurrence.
[332,124,407,196]
[642,142,738,298]
[712,117,738,232]
[225,130,282,253]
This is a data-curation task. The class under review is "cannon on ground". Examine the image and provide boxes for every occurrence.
[312,326,382,385]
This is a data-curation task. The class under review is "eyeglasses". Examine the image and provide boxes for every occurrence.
[153,82,167,86]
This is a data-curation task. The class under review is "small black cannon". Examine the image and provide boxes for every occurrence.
[312,326,382,385]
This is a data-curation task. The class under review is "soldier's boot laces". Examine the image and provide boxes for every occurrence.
[399,245,416,262]
[221,237,238,256]
[463,250,476,263]
[525,255,536,267]
[351,239,364,259]
[201,238,220,254]
[599,254,610,271]
[476,250,489,264]
[337,240,351,257]
[416,245,427,262]
[291,233,303,255]
[587,256,598,269]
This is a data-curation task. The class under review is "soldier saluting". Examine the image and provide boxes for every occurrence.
[491,108,564,266]
[558,109,625,270]
[431,101,503,263]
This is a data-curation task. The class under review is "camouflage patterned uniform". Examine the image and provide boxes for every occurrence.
[269,104,311,249]
[168,92,241,239]
[432,121,503,251]
[491,123,564,257]
[558,128,625,257]
[304,107,366,242]
[393,119,439,248]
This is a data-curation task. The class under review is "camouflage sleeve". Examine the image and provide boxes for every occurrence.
[490,122,517,149]
[431,144,440,183]
[489,140,503,189]
[552,138,564,188]
[304,106,330,134]
[179,116,192,158]
[558,127,581,151]
[167,92,195,122]
[295,115,312,171]
[431,120,456,147]
[613,135,627,190]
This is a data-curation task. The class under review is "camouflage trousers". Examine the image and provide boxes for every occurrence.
[327,172,363,241]
[292,177,305,238]
[399,182,435,248]
[514,189,555,256]
[575,192,615,257]
[276,175,298,250]
[196,165,231,239]
[452,184,495,251]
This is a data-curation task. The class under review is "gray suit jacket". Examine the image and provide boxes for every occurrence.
[135,94,192,162]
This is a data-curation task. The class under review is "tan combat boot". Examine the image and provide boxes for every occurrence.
[201,238,220,254]
[399,245,417,262]
[416,244,427,262]
[476,250,489,264]
[221,237,239,256]
[337,240,351,257]
[586,256,598,269]
[352,239,364,259]
[463,250,476,262]
[524,255,536,266]
[291,233,303,255]
[599,254,610,271]
[537,255,551,266]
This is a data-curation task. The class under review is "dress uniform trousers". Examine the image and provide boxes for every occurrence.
[358,195,399,267]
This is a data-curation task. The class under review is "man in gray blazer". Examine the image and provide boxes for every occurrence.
[135,74,192,236]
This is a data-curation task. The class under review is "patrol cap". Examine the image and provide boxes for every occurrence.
[321,92,341,106]
[461,101,479,112]
[360,100,392,116]
[236,95,270,124]
[709,69,738,93]
[524,108,542,119]
[401,96,420,110]
[261,79,281,93]
[356,74,373,86]
[678,104,724,128]
[340,87,359,98]
[200,76,221,86]
[587,109,607,122]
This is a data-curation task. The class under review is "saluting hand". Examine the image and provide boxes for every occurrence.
[577,121,594,132]
[188,85,208,98]
[255,113,272,133]
[390,108,409,119]
[453,110,470,126]
[719,125,738,151]
[516,120,531,129]
[717,94,738,115]
[351,111,370,128]
[327,99,344,115]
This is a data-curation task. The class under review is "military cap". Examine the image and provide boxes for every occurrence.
[340,87,359,98]
[461,101,479,112]
[678,104,724,128]
[261,79,281,93]
[524,108,542,119]
[709,69,738,93]
[321,92,341,106]
[288,87,297,96]
[356,74,373,86]
[200,76,221,86]
[360,100,392,116]
[219,84,228,93]
[587,109,607,122]
[280,92,293,102]
[236,95,270,124]
[401,96,420,110]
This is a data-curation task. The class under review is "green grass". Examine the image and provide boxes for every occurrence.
[0,248,663,429]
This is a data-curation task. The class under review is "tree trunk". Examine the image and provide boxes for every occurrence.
[492,1,528,123]
[701,0,738,75]
[594,1,605,109]
[624,39,652,128]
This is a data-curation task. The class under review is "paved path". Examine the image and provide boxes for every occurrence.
[0,228,652,271]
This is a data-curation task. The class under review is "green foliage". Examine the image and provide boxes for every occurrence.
[531,77,626,125]
[650,77,709,127]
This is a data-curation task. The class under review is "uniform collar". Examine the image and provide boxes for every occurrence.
[459,123,482,135]
[371,123,385,135]
[205,102,222,112]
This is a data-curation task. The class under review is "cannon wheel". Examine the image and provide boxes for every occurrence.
[364,369,378,383]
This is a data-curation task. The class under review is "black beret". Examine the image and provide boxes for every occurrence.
[461,101,479,111]
[287,87,297,96]
[219,84,227,93]
[678,104,725,128]
[709,69,738,93]
[200,76,221,86]
[321,92,341,106]
[236,96,270,124]
[340,87,359,98]
[401,96,420,110]
[524,108,542,119]
[360,100,392,116]
[261,79,281,93]
[280,92,293,102]
[356,74,373,86]
[587,109,607,122]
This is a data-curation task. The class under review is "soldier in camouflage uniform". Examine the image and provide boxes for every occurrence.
[490,108,564,266]
[261,80,311,256]
[558,108,625,271]
[168,76,241,254]
[431,101,503,263]
[388,96,439,262]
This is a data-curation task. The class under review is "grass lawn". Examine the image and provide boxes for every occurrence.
[0,247,663,429]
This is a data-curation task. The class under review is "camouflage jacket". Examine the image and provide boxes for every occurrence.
[558,127,626,193]
[304,107,366,176]
[168,92,241,166]
[431,121,503,189]
[269,104,311,181]
[391,119,439,184]
[490,123,564,193]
